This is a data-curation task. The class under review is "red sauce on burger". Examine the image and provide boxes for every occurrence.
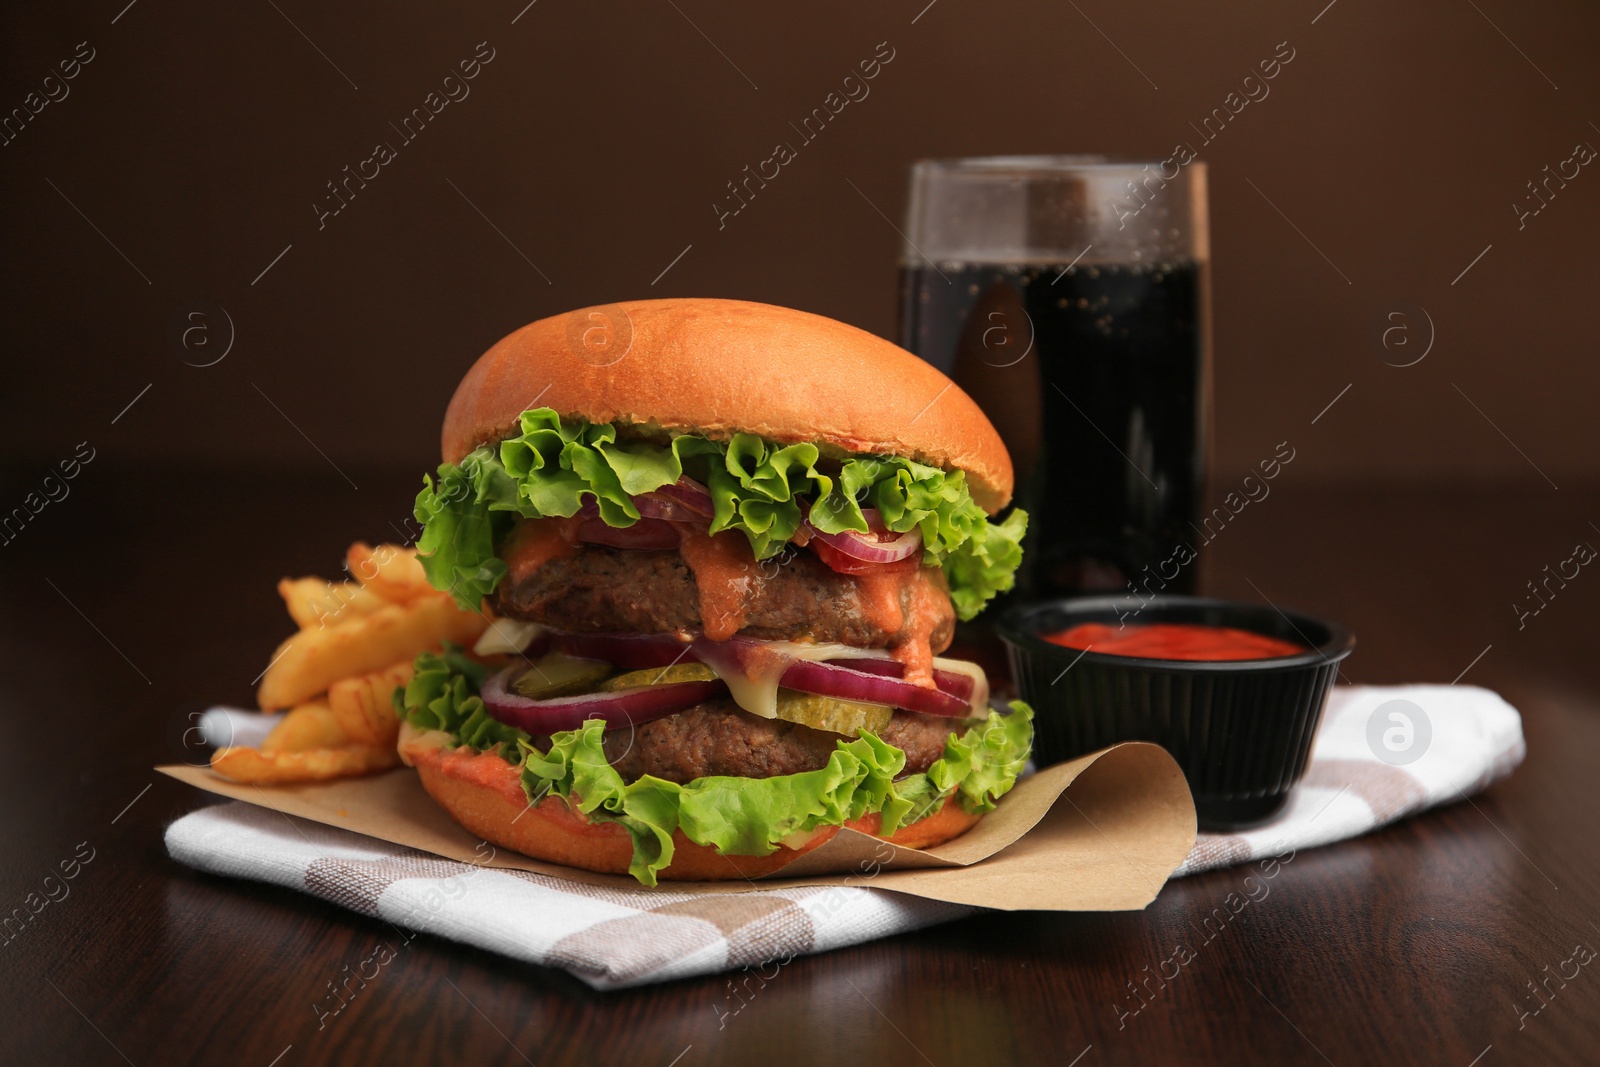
[1043,622,1305,662]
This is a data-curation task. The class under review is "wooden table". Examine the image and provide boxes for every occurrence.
[6,472,1598,1065]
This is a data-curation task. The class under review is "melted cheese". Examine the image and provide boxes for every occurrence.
[473,619,544,656]
[698,639,890,720]
[694,638,990,720]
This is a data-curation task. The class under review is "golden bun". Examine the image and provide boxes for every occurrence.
[400,727,981,881]
[440,298,1014,513]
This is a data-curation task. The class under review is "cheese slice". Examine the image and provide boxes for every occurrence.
[694,640,884,719]
[474,619,544,656]
[693,639,988,720]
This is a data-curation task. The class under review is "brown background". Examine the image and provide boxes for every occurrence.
[3,0,1597,490]
[6,6,1600,1065]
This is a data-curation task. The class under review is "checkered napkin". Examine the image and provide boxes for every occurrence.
[166,684,1524,989]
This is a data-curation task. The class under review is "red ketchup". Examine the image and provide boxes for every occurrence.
[1043,622,1305,662]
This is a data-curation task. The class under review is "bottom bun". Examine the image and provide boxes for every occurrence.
[400,727,981,881]
[845,796,982,850]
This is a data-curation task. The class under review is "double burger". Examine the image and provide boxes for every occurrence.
[395,298,1033,884]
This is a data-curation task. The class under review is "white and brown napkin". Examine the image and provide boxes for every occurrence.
[167,684,1524,989]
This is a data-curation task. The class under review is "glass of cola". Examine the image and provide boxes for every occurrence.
[898,156,1211,599]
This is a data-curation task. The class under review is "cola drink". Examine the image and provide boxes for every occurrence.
[897,158,1210,599]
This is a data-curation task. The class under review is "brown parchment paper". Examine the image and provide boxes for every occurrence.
[157,740,1195,911]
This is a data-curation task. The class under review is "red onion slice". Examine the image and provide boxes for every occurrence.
[533,631,988,721]
[480,665,724,733]
[630,492,704,523]
[691,636,977,719]
[653,476,714,516]
[804,504,923,564]
[777,659,972,717]
[823,657,976,701]
[571,479,712,532]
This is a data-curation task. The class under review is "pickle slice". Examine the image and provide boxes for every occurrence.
[773,690,892,736]
[598,663,720,691]
[510,651,612,699]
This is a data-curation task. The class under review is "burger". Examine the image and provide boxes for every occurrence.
[394,298,1033,885]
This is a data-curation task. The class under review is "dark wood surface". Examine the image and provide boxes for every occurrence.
[5,471,1598,1066]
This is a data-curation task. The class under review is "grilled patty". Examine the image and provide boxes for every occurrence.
[494,543,955,651]
[599,700,968,784]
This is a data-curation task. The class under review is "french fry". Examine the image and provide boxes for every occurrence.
[210,743,400,783]
[235,539,479,785]
[278,578,388,630]
[346,542,436,605]
[258,596,487,710]
[328,660,414,746]
[261,700,348,752]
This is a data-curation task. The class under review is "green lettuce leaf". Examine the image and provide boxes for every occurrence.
[394,649,1035,886]
[922,698,1035,813]
[519,704,1035,886]
[414,407,1028,619]
[393,647,530,762]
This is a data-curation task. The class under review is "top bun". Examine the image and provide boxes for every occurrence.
[440,298,1014,513]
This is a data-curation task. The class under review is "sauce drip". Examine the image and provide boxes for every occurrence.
[675,526,759,641]
[854,566,947,687]
[852,568,906,641]
[501,518,581,585]
[1043,622,1305,662]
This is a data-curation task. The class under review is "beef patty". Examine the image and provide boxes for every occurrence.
[495,541,955,652]
[599,700,968,784]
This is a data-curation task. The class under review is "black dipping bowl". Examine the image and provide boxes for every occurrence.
[999,596,1355,830]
